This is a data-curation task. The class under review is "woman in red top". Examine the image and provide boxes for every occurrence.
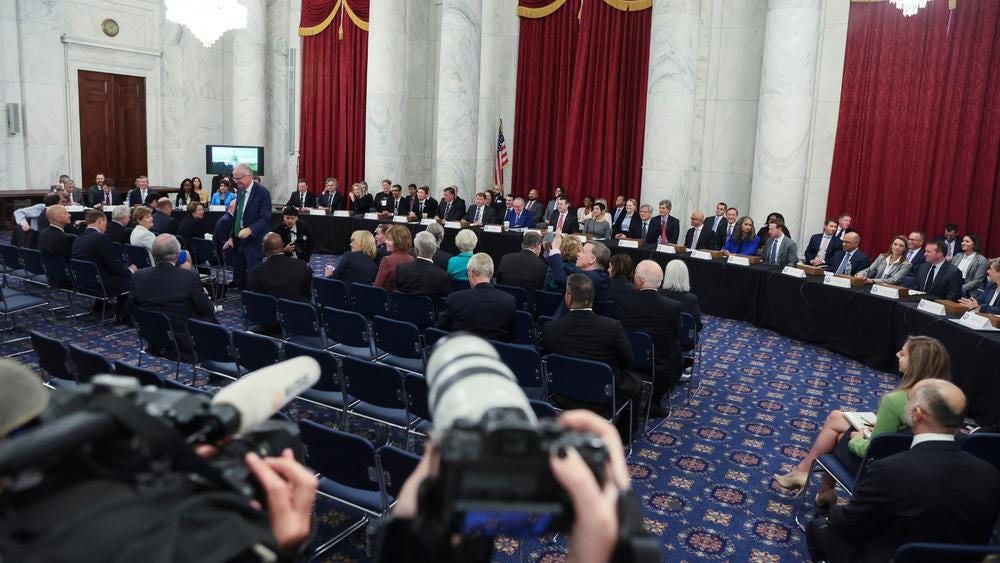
[373,225,414,293]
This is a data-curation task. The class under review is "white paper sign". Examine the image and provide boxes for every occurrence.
[690,250,713,260]
[727,255,750,266]
[574,235,587,243]
[823,274,852,289]
[203,233,213,241]
[364,212,380,220]
[503,221,510,228]
[444,221,462,229]
[618,240,638,249]
[958,311,993,330]
[484,224,503,233]
[782,266,806,278]
[65,205,84,213]
[656,244,676,254]
[332,210,349,217]
[917,299,947,316]
[420,218,436,225]
[208,205,226,212]
[392,215,409,223]
[101,205,119,214]
[870,284,900,299]
[547,226,554,232]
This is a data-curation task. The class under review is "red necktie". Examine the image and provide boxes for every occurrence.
[556,213,565,232]
[661,220,667,243]
[105,192,111,205]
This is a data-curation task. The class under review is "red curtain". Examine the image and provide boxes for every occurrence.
[298,0,370,195]
[827,0,1000,257]
[513,0,651,206]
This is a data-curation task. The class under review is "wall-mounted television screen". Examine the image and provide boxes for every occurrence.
[206,145,265,176]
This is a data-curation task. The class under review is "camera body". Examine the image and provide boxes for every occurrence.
[426,407,608,536]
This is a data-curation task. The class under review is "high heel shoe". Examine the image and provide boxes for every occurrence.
[773,470,808,490]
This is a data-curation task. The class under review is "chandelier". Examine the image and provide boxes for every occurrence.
[165,0,248,48]
[888,0,932,17]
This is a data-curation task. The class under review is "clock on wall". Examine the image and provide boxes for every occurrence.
[101,18,119,37]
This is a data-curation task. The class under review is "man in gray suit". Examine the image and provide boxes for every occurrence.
[543,186,564,222]
[762,219,798,268]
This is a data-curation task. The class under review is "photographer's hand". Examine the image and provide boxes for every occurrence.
[245,449,318,552]
[550,410,631,563]
[392,442,436,519]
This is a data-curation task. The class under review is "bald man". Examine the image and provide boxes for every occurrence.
[825,231,870,275]
[807,379,1000,563]
[247,232,312,304]
[683,210,718,251]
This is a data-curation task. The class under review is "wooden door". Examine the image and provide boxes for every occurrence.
[78,70,147,191]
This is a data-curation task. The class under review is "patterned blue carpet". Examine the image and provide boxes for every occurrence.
[2,252,901,562]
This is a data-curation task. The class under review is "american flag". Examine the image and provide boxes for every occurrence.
[494,118,508,187]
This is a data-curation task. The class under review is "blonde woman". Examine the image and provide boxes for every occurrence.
[349,182,373,214]
[324,230,378,285]
[855,235,911,285]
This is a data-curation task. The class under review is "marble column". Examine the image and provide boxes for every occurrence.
[365,0,408,185]
[640,0,700,214]
[433,0,482,200]
[749,0,822,240]
[231,0,267,152]
[475,0,518,197]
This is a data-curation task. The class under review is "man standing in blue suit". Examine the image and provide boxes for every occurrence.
[227,163,273,288]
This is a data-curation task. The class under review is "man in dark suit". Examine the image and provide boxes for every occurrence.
[825,232,870,275]
[248,233,312,302]
[833,213,855,239]
[435,186,466,221]
[228,163,273,288]
[436,253,516,340]
[151,199,177,235]
[72,210,138,322]
[908,238,963,300]
[463,192,498,225]
[497,231,547,292]
[106,206,132,245]
[127,176,157,206]
[547,234,610,305]
[213,200,236,267]
[683,211,718,251]
[504,198,533,228]
[942,223,960,261]
[714,207,739,243]
[614,261,681,417]
[609,195,627,226]
[286,179,316,209]
[130,233,217,360]
[386,184,406,215]
[706,201,727,233]
[37,205,76,259]
[524,188,545,225]
[804,219,843,266]
[645,199,680,245]
[86,173,105,205]
[408,186,438,220]
[273,206,312,261]
[90,176,122,208]
[960,259,1000,314]
[541,273,638,413]
[317,177,344,210]
[900,231,926,287]
[422,223,453,270]
[490,184,507,222]
[396,232,451,301]
[547,196,578,234]
[807,379,1000,563]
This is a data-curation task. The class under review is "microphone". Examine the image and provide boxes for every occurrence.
[212,356,320,435]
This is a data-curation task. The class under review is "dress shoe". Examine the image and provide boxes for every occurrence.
[815,489,838,508]
[773,470,808,490]
[648,403,669,418]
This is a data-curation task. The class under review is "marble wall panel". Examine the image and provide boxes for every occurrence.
[433,0,481,190]
[712,100,759,174]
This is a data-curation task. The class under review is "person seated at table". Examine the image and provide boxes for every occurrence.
[387,184,406,215]
[92,178,122,209]
[825,232,870,275]
[396,231,452,301]
[605,253,635,306]
[463,192,497,225]
[951,234,987,296]
[543,235,581,292]
[684,210,718,251]
[373,225,414,293]
[175,178,200,207]
[907,238,963,301]
[317,177,344,210]
[715,207,739,242]
[436,253,516,340]
[959,258,1000,314]
[659,259,703,332]
[286,179,316,209]
[547,234,610,314]
[505,197,533,228]
[755,212,790,248]
[901,231,926,287]
[408,186,437,220]
[447,229,478,281]
[582,202,612,240]
[525,188,546,225]
[497,231,547,292]
[613,198,641,239]
[721,216,761,256]
[435,186,466,222]
[273,206,312,261]
[176,202,207,249]
[548,196,578,234]
[941,223,960,260]
[210,178,236,207]
[106,204,132,245]
[854,235,911,285]
[423,222,452,270]
[773,336,951,507]
[644,199,681,246]
[576,195,595,225]
[129,205,156,264]
[324,230,378,286]
[804,219,842,266]
[374,178,393,212]
[151,198,177,235]
[760,219,798,267]
[402,183,419,214]
[348,182,373,214]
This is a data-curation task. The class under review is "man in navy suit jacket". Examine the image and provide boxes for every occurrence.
[504,198,533,228]
[908,239,962,301]
[435,253,516,340]
[960,259,1000,314]
[900,231,926,286]
[72,210,138,322]
[228,164,273,287]
[825,232,870,275]
[644,199,680,245]
[804,220,843,265]
[546,234,610,316]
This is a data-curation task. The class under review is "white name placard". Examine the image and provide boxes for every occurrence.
[393,215,409,223]
[503,221,510,228]
[782,266,806,278]
[917,299,947,316]
[727,255,750,266]
[65,205,84,213]
[574,235,588,243]
[823,274,852,289]
[656,244,676,254]
[690,249,713,260]
[870,284,900,299]
[364,212,379,220]
[332,210,349,217]
[618,240,638,249]
[957,311,994,330]
[444,221,462,229]
[420,218,436,225]
[208,205,226,212]
[484,225,503,233]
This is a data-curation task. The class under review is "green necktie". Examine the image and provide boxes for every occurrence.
[234,190,246,235]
